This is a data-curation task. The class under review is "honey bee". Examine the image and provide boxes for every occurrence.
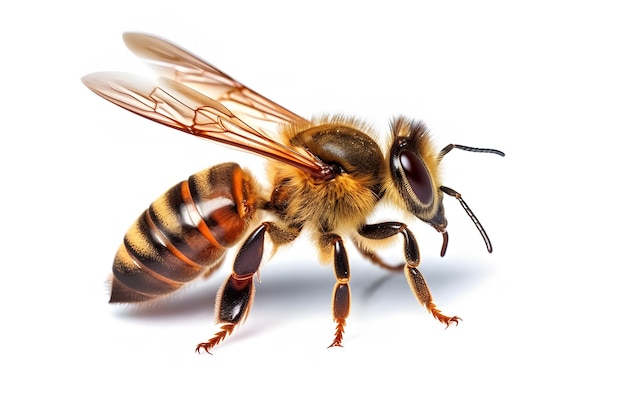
[82,33,504,353]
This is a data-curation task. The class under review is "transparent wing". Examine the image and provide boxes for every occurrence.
[122,32,306,133]
[82,72,330,179]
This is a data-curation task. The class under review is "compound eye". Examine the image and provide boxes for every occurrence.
[399,150,433,205]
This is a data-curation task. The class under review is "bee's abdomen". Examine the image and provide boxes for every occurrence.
[110,163,258,303]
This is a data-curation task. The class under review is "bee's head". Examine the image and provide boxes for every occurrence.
[386,117,449,254]
[387,117,504,256]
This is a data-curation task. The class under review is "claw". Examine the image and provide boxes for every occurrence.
[195,343,214,355]
[444,316,462,329]
[196,323,235,354]
[428,302,462,328]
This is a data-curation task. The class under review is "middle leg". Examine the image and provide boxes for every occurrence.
[320,233,351,348]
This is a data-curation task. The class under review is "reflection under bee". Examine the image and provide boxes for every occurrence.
[82,33,504,353]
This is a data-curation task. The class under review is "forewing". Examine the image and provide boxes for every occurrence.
[122,32,306,133]
[81,72,327,178]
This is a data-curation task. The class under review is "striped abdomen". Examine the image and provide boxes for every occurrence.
[110,163,260,303]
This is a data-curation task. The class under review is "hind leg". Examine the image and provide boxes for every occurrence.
[196,222,300,353]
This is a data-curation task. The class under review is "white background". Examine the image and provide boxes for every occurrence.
[3,1,624,415]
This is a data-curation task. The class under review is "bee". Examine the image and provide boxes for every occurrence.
[82,33,504,353]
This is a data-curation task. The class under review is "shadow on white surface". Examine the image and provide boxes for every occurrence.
[108,252,492,321]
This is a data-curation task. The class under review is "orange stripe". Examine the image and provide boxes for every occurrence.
[144,211,203,269]
[126,249,185,290]
[180,180,225,250]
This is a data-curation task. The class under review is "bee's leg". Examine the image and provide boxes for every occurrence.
[195,273,255,354]
[195,223,266,354]
[196,222,300,354]
[352,239,404,271]
[320,234,351,348]
[359,222,461,327]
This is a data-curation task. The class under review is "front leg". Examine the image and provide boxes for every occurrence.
[359,222,461,327]
[353,241,404,271]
